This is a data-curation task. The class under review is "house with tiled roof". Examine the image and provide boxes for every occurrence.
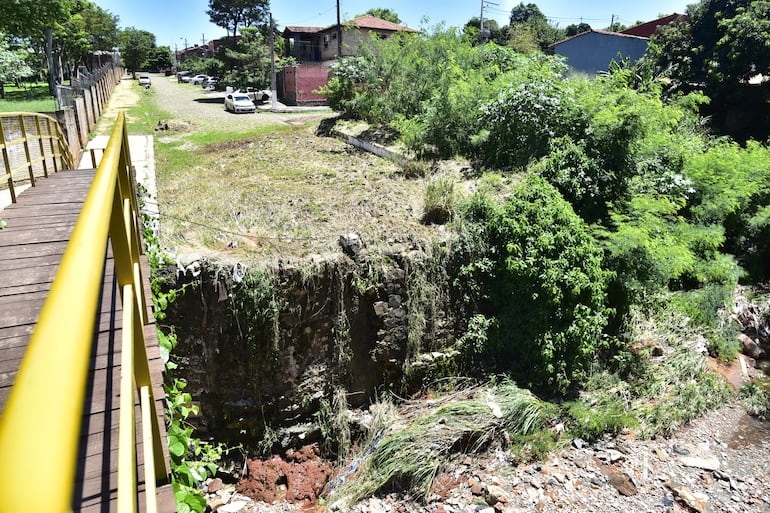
[282,15,418,63]
[279,15,418,105]
[551,14,682,75]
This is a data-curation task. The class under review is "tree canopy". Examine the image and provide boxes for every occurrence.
[119,28,156,73]
[207,0,269,38]
[565,22,591,37]
[508,2,563,51]
[0,35,34,97]
[647,0,770,138]
[0,0,120,85]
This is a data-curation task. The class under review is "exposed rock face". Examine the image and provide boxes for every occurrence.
[165,245,461,443]
[732,287,770,360]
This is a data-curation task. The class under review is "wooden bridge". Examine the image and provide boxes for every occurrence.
[0,112,175,512]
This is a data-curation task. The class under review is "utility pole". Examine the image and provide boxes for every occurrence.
[270,13,277,112]
[610,14,616,31]
[479,0,498,43]
[336,0,342,58]
[479,0,484,38]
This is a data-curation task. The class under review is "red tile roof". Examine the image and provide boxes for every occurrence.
[620,14,685,38]
[343,15,419,33]
[284,26,325,34]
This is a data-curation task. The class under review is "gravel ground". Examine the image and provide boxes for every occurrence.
[142,73,332,130]
[205,403,770,513]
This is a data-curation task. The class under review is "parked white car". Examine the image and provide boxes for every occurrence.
[138,74,151,87]
[224,93,256,113]
[240,87,271,103]
[190,74,209,85]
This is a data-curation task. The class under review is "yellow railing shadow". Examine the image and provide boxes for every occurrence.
[0,112,74,202]
[0,111,168,513]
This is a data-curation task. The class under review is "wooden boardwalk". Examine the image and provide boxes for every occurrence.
[0,170,175,512]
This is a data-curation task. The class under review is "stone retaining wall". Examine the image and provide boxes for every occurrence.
[165,241,466,445]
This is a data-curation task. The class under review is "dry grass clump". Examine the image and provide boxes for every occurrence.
[329,382,551,506]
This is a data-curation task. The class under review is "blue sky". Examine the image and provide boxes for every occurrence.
[95,0,693,51]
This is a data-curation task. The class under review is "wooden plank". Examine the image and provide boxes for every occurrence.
[0,263,59,289]
[0,252,64,270]
[0,225,80,246]
[0,241,69,262]
[0,169,174,512]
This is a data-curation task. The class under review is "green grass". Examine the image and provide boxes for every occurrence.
[0,99,58,113]
[0,82,57,113]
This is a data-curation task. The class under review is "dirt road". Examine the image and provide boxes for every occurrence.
[143,73,331,131]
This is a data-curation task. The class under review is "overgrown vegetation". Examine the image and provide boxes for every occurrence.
[141,189,221,513]
[308,21,770,504]
[138,7,769,509]
[330,382,553,506]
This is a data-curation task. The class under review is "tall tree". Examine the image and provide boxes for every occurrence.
[0,35,34,98]
[565,22,591,37]
[464,17,510,45]
[0,0,70,47]
[647,0,770,138]
[207,0,269,39]
[57,2,119,72]
[508,2,563,51]
[147,46,173,71]
[119,27,156,74]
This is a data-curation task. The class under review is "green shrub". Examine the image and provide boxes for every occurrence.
[739,382,769,419]
[478,68,586,169]
[455,314,496,367]
[685,140,770,280]
[565,398,637,441]
[487,176,614,394]
[670,284,732,327]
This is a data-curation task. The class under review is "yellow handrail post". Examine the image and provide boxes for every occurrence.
[0,119,16,204]
[0,111,167,512]
[118,284,138,513]
[17,115,36,187]
[34,116,50,178]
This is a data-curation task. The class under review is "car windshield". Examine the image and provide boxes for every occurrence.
[234,95,250,101]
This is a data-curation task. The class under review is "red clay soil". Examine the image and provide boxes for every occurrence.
[237,444,333,504]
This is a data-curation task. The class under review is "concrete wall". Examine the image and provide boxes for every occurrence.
[52,65,124,166]
[73,97,88,146]
[51,108,82,165]
[554,32,649,75]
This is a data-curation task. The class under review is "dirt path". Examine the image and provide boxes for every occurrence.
[92,73,141,135]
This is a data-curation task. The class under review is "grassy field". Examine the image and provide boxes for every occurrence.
[0,83,57,113]
[133,79,441,264]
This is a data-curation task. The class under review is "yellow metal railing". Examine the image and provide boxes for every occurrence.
[0,112,168,512]
[0,112,75,203]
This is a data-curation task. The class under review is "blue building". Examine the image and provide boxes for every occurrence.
[551,29,650,75]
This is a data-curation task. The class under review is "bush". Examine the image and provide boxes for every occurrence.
[685,140,770,280]
[486,176,614,394]
[740,382,769,419]
[565,398,637,441]
[477,68,586,169]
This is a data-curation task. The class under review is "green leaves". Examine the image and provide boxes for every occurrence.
[474,176,613,394]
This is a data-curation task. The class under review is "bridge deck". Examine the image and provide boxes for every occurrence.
[0,170,175,512]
